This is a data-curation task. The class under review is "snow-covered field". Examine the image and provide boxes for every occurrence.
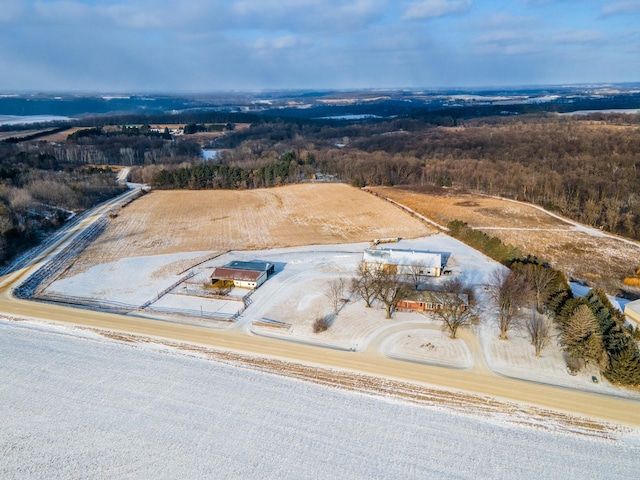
[46,251,211,308]
[0,114,71,125]
[380,328,473,368]
[2,318,639,480]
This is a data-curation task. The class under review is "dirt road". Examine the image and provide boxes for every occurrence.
[3,286,640,427]
[2,187,639,430]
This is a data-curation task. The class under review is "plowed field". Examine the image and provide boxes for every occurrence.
[70,183,435,272]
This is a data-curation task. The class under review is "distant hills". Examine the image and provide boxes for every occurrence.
[1,84,640,125]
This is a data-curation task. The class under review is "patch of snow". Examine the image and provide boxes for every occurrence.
[316,114,383,120]
[381,328,473,369]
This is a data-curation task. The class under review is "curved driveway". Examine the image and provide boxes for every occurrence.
[2,190,640,429]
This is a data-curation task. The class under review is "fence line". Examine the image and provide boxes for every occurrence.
[139,271,196,310]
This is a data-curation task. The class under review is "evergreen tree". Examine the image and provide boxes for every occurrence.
[605,344,640,385]
[560,304,608,370]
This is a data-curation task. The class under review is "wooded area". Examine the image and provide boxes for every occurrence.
[132,114,640,241]
[0,142,124,263]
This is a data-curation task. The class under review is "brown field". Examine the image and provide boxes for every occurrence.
[0,128,65,141]
[72,183,435,271]
[38,127,86,142]
[369,186,640,293]
[0,130,40,141]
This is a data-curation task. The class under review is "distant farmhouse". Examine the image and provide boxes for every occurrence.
[362,248,447,277]
[210,261,275,290]
[397,292,469,313]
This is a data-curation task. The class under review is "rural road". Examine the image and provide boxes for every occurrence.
[2,188,640,429]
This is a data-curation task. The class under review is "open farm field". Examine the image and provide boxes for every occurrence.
[0,128,65,141]
[68,183,434,273]
[0,129,41,141]
[38,127,85,142]
[368,186,640,292]
[4,319,639,479]
[368,185,569,229]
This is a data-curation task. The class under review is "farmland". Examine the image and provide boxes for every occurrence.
[368,185,640,293]
[30,181,638,404]
[66,183,434,274]
[3,181,640,479]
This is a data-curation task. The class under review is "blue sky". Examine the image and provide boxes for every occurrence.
[0,0,638,92]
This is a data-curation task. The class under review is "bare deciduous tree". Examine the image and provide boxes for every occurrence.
[515,263,557,314]
[405,260,427,289]
[425,278,475,339]
[350,261,377,308]
[487,268,531,340]
[373,269,410,319]
[325,278,346,315]
[526,312,551,357]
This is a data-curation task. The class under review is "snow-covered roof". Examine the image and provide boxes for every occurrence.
[625,299,640,326]
[402,291,469,306]
[363,248,443,268]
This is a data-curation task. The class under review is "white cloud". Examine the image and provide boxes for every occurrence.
[253,35,305,50]
[403,0,472,20]
[551,30,607,44]
[473,30,543,55]
[0,0,25,23]
[33,0,91,21]
[601,1,640,16]
[230,0,387,32]
[473,12,538,29]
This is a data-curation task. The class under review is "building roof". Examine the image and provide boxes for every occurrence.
[363,248,443,268]
[224,260,273,273]
[401,291,469,306]
[625,299,640,325]
[210,267,263,282]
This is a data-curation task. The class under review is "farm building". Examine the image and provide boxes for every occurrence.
[210,261,274,290]
[625,299,640,326]
[396,292,469,313]
[225,261,275,276]
[362,248,446,277]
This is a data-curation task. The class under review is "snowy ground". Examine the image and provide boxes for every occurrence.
[42,234,640,399]
[2,318,640,480]
[46,251,212,308]
[380,328,473,369]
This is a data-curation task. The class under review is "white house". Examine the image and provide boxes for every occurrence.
[362,248,445,277]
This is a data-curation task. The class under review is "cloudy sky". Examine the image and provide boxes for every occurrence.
[0,0,639,92]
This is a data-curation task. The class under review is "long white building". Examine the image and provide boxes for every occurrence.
[362,248,446,277]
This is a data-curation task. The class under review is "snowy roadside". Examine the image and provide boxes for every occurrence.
[35,234,640,401]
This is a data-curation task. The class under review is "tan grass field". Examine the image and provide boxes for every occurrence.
[369,186,640,292]
[71,183,434,272]
[38,127,86,143]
